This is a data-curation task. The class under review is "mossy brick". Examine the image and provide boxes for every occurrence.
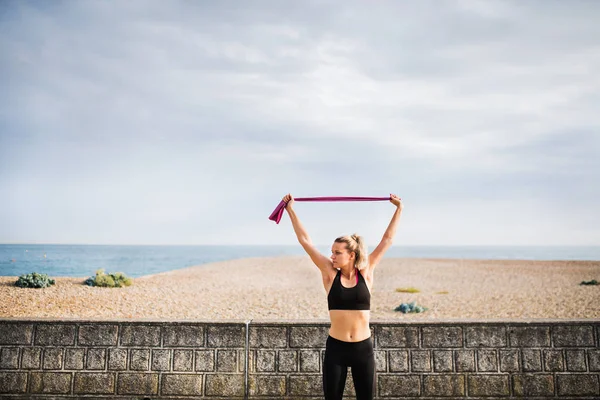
[0,348,20,369]
[130,349,150,371]
[173,349,194,372]
[376,326,418,348]
[433,350,453,372]
[375,350,387,372]
[21,347,41,369]
[477,349,498,372]
[423,374,465,397]
[299,350,320,372]
[566,349,587,371]
[289,326,329,348]
[120,325,160,346]
[466,326,507,347]
[522,349,542,372]
[544,349,564,371]
[248,350,255,373]
[513,374,554,397]
[161,374,203,396]
[422,326,463,348]
[389,350,409,372]
[86,348,106,370]
[499,349,520,372]
[195,350,214,371]
[589,350,600,371]
[205,374,245,397]
[78,324,118,346]
[288,374,322,396]
[0,372,27,393]
[237,349,246,372]
[248,375,286,397]
[35,324,76,346]
[455,350,475,372]
[216,349,237,372]
[249,326,287,348]
[207,325,245,347]
[108,348,127,370]
[508,326,550,347]
[0,323,33,345]
[468,374,510,397]
[162,325,205,347]
[116,373,158,395]
[255,350,275,372]
[64,348,85,370]
[345,374,357,397]
[553,325,595,347]
[151,349,170,371]
[30,372,71,394]
[378,375,420,397]
[73,372,115,394]
[277,350,297,372]
[411,350,431,372]
[42,348,63,370]
[557,374,600,396]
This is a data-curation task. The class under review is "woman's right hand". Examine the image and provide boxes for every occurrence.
[283,193,295,209]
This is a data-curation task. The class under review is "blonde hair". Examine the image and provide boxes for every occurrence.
[334,233,368,270]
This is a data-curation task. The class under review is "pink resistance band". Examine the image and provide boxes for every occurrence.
[268,196,392,224]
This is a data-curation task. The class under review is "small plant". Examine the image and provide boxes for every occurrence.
[394,301,428,314]
[15,272,55,288]
[580,279,599,286]
[395,287,420,293]
[85,269,132,288]
[436,290,449,295]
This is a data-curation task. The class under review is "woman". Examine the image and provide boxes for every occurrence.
[282,193,403,400]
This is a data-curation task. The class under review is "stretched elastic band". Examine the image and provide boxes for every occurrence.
[268,196,391,224]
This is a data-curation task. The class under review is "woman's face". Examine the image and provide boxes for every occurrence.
[331,242,355,268]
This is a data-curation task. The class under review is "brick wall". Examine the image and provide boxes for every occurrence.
[1,319,599,399]
[0,321,245,399]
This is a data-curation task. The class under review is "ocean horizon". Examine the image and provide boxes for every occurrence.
[1,244,599,278]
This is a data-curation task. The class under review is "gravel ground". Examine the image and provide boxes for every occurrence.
[1,257,599,321]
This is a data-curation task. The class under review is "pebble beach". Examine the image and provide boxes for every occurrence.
[1,257,599,321]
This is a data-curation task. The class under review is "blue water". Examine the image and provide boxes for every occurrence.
[1,244,598,278]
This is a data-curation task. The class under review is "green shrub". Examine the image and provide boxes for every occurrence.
[15,272,55,288]
[580,279,598,286]
[84,269,132,288]
[394,301,428,313]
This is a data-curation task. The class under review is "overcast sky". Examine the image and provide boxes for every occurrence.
[1,0,599,246]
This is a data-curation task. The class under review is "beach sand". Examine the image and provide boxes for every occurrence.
[1,257,599,321]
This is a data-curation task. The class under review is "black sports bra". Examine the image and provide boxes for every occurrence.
[327,269,371,311]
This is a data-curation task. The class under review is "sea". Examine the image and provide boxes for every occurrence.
[1,244,599,278]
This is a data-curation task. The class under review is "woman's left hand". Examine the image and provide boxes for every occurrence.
[390,194,403,210]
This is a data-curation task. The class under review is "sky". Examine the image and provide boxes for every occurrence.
[1,0,599,246]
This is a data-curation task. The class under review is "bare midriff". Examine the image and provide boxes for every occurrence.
[328,310,371,342]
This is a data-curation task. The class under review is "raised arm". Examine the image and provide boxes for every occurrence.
[283,193,333,274]
[368,194,403,270]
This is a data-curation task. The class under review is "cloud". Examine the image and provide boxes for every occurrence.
[1,0,599,245]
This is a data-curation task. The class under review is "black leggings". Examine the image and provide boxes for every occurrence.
[323,335,375,400]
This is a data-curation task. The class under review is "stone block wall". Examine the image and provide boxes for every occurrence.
[1,319,599,399]
[248,321,600,399]
[0,320,246,399]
